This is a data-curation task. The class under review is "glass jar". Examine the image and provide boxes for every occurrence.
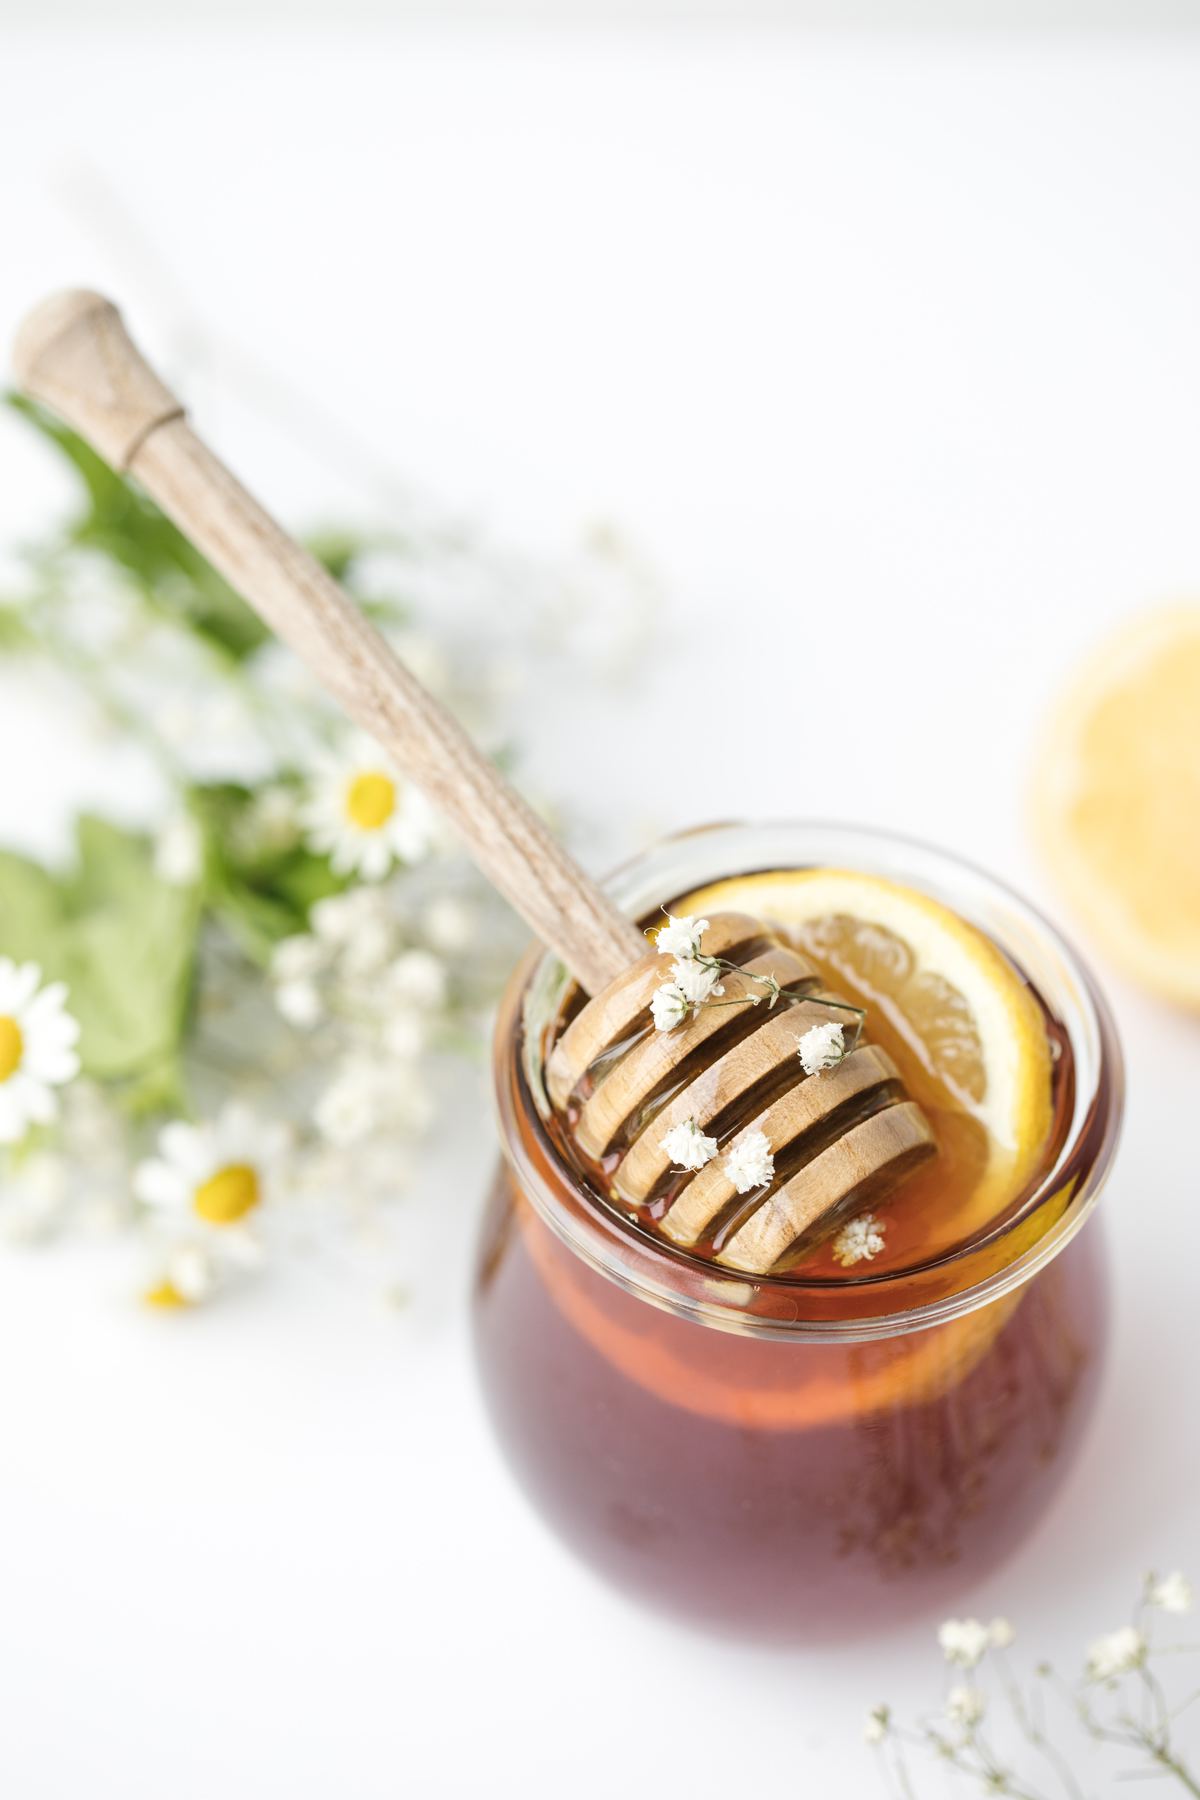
[472,824,1122,1642]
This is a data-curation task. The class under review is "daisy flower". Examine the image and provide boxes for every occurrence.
[302,733,435,881]
[0,960,81,1145]
[133,1103,289,1237]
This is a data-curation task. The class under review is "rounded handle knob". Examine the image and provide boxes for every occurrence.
[13,289,184,470]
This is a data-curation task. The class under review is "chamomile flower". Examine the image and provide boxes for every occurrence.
[797,1020,846,1076]
[655,914,709,961]
[660,1117,718,1172]
[724,1128,775,1194]
[133,1103,289,1240]
[0,960,81,1145]
[303,733,435,881]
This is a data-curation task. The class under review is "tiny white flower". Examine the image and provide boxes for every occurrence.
[314,1055,432,1147]
[270,934,325,983]
[1148,1571,1193,1615]
[938,1618,992,1670]
[655,914,709,961]
[946,1685,985,1728]
[275,978,323,1031]
[310,887,396,975]
[339,910,397,979]
[832,1211,886,1267]
[797,1020,846,1076]
[989,1616,1016,1649]
[134,1103,289,1234]
[154,813,204,887]
[660,1117,718,1172]
[670,958,723,1006]
[387,949,447,1011]
[1086,1625,1146,1681]
[864,1704,890,1746]
[382,1009,427,1060]
[651,982,689,1032]
[312,888,373,945]
[314,1064,380,1148]
[164,1244,216,1304]
[243,785,300,855]
[0,960,81,1145]
[303,732,435,881]
[0,1152,69,1244]
[724,1128,775,1194]
[423,896,477,954]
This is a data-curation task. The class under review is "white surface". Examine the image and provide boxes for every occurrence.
[1,26,1198,1799]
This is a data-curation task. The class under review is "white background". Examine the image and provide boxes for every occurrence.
[1,20,1199,1798]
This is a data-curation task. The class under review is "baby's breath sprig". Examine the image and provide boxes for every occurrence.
[865,1576,1200,1799]
[647,915,869,1043]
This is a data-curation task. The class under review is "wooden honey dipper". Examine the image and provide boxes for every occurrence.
[11,291,935,1276]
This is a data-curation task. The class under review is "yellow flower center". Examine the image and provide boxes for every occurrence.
[0,1015,23,1083]
[145,1279,190,1309]
[193,1163,260,1226]
[345,770,397,831]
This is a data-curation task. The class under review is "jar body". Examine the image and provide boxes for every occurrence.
[473,823,1121,1643]
[473,1162,1108,1642]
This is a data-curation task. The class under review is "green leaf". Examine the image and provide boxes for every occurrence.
[0,605,34,653]
[0,819,201,1086]
[188,781,342,961]
[0,850,63,965]
[5,393,269,662]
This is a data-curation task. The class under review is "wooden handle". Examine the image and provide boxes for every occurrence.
[12,290,643,995]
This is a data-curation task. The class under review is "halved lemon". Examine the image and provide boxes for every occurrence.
[677,867,1053,1241]
[1033,605,1200,1008]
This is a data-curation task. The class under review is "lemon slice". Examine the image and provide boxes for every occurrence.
[1033,605,1200,1008]
[677,868,1053,1218]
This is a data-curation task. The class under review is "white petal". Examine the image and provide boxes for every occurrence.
[358,838,393,882]
[158,1121,212,1181]
[0,1089,26,1142]
[0,961,42,1014]
[133,1159,188,1209]
[23,1008,82,1052]
[13,1075,57,1127]
[22,1045,81,1086]
[19,981,70,1027]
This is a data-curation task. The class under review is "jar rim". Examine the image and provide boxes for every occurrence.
[492,821,1124,1343]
